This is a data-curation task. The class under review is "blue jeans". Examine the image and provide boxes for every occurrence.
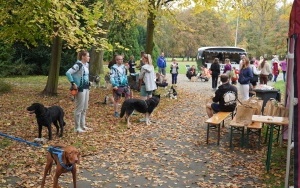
[171,73,178,84]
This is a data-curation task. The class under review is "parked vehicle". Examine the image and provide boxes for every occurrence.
[196,46,247,72]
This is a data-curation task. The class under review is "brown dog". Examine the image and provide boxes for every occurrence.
[41,144,80,188]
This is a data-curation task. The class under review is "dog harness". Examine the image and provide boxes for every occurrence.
[48,146,74,171]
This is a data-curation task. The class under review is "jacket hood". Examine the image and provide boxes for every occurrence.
[142,64,153,72]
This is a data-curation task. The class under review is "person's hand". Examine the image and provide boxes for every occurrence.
[113,86,118,90]
[72,83,78,90]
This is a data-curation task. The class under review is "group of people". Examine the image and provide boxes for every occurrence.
[66,50,173,133]
[206,54,287,117]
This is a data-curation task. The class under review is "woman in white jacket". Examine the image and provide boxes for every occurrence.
[139,54,157,100]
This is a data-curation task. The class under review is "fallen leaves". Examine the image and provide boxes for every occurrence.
[0,76,283,187]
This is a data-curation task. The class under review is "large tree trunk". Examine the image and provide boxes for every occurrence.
[145,11,156,56]
[90,48,105,76]
[42,35,62,96]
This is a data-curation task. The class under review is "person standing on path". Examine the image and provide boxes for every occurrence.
[66,50,91,133]
[210,58,221,91]
[258,58,272,85]
[157,52,167,76]
[238,57,253,101]
[110,55,131,117]
[170,58,179,86]
[139,54,157,100]
[272,59,280,82]
[280,59,287,82]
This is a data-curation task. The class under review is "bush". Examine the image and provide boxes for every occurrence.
[0,80,12,94]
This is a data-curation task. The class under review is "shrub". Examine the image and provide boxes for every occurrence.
[0,80,12,94]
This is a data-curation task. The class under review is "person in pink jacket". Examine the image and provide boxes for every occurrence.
[280,60,287,82]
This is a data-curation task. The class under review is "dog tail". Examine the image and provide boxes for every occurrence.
[120,104,125,118]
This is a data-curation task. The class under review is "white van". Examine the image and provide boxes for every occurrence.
[196,46,247,71]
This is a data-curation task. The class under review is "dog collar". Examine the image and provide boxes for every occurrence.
[48,146,74,171]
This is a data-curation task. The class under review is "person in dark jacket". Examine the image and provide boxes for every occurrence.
[186,65,197,80]
[206,74,238,118]
[210,58,221,90]
[238,57,253,101]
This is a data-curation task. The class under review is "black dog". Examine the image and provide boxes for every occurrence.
[120,95,160,126]
[27,103,66,140]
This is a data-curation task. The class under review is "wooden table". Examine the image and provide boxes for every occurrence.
[252,115,289,172]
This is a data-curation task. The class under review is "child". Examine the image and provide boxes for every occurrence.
[231,67,239,85]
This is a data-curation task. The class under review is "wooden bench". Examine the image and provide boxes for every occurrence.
[205,111,232,145]
[229,118,263,148]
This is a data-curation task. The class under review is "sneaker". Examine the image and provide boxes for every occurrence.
[83,126,92,130]
[75,129,86,133]
[139,118,146,122]
[114,112,120,117]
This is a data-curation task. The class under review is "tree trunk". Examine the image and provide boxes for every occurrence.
[145,11,156,55]
[90,48,105,76]
[42,36,62,96]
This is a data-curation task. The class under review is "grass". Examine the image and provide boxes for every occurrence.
[273,80,286,103]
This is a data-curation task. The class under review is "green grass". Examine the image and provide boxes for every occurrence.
[273,80,286,102]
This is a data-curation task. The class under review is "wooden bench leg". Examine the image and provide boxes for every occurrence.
[247,128,262,148]
[206,123,210,144]
[230,126,233,148]
[217,124,221,145]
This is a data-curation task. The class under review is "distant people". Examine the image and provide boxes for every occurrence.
[128,55,136,74]
[249,59,260,88]
[223,58,232,78]
[199,65,211,81]
[210,58,221,90]
[108,54,117,69]
[206,74,238,118]
[280,59,287,82]
[170,58,179,86]
[238,57,253,101]
[272,59,280,82]
[258,58,272,85]
[136,51,145,70]
[157,52,167,76]
[110,55,131,117]
[156,73,168,87]
[139,54,157,100]
[186,65,197,80]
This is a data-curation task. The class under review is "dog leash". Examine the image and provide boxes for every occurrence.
[0,132,41,147]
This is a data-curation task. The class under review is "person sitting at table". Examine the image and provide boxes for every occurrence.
[206,74,238,118]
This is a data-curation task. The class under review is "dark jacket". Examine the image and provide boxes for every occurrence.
[238,67,253,85]
[213,83,238,112]
[210,63,220,77]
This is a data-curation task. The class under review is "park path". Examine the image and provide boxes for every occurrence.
[69,74,273,188]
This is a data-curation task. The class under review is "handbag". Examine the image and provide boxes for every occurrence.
[250,67,259,82]
[268,74,273,81]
